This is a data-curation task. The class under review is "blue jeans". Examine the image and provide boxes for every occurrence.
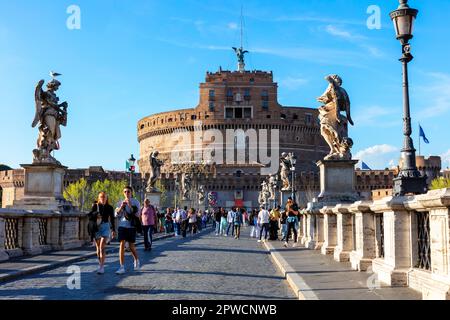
[259,223,270,240]
[215,221,221,234]
[174,222,181,236]
[281,224,287,240]
[143,225,153,249]
[226,222,234,236]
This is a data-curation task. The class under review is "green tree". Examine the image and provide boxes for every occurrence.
[63,178,127,212]
[63,178,89,211]
[430,177,450,190]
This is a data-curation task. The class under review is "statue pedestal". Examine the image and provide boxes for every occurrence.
[10,163,72,211]
[145,191,162,209]
[317,160,359,204]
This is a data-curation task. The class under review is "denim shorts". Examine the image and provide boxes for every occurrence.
[95,222,111,240]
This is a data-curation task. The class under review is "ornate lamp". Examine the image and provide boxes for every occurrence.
[390,0,418,45]
[390,0,427,196]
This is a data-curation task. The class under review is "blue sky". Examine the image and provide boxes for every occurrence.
[1,0,450,171]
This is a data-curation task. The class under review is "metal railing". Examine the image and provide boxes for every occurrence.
[5,218,19,250]
[416,212,431,271]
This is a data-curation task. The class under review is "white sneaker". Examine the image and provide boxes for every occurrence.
[257,240,262,243]
[292,242,297,248]
[284,242,288,247]
[97,266,105,274]
[116,266,125,275]
[215,233,219,236]
[134,260,141,271]
[224,234,228,237]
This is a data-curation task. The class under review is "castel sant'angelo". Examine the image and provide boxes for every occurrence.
[137,47,329,209]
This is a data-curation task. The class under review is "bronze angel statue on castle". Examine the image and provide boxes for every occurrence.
[32,72,68,164]
[317,74,354,160]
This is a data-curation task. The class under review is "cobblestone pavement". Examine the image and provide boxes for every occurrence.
[0,226,296,300]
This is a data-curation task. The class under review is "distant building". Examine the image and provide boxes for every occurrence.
[0,166,143,208]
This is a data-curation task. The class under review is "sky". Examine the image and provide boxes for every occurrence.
[1,0,450,172]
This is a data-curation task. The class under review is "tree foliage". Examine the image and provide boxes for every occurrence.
[63,178,127,212]
[430,177,450,190]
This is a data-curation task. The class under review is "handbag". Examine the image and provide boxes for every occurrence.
[95,204,102,227]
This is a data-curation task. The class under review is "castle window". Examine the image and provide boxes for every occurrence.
[235,108,243,119]
[191,115,197,120]
[250,78,254,84]
[244,108,252,119]
[280,114,287,120]
[209,102,215,112]
[261,90,269,101]
[305,113,312,125]
[244,89,251,101]
[267,115,271,119]
[209,90,215,101]
[225,108,234,119]
[262,100,269,110]
[293,114,299,120]
[140,124,144,130]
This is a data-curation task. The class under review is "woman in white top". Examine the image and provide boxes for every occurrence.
[188,208,197,235]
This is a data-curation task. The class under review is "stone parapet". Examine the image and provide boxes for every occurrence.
[0,209,90,261]
[304,188,450,299]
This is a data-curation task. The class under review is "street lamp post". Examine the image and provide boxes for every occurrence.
[127,154,136,189]
[290,153,297,203]
[390,0,427,196]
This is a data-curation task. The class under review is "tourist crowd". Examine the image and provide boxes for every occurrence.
[87,186,300,276]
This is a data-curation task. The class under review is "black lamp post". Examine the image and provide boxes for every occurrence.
[290,153,297,202]
[128,154,136,189]
[390,0,427,196]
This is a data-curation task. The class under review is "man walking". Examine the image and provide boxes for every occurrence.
[140,198,157,251]
[226,207,236,237]
[115,186,141,274]
[257,205,270,243]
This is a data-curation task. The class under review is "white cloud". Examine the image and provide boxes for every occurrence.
[442,149,450,169]
[273,15,365,26]
[417,72,450,118]
[354,144,399,169]
[325,25,366,41]
[279,76,309,90]
[228,22,238,30]
[353,105,399,127]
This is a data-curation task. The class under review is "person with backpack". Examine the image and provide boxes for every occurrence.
[214,208,222,235]
[280,209,288,241]
[284,201,299,247]
[164,208,174,233]
[226,207,236,237]
[219,207,228,236]
[140,198,157,251]
[88,192,115,275]
[234,208,243,239]
[115,186,141,275]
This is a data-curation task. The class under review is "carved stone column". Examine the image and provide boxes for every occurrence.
[321,206,337,255]
[314,212,324,250]
[371,196,413,286]
[349,201,376,271]
[22,217,43,255]
[305,212,316,249]
[333,204,353,262]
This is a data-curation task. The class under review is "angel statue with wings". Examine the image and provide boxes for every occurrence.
[32,72,68,164]
[317,74,354,160]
